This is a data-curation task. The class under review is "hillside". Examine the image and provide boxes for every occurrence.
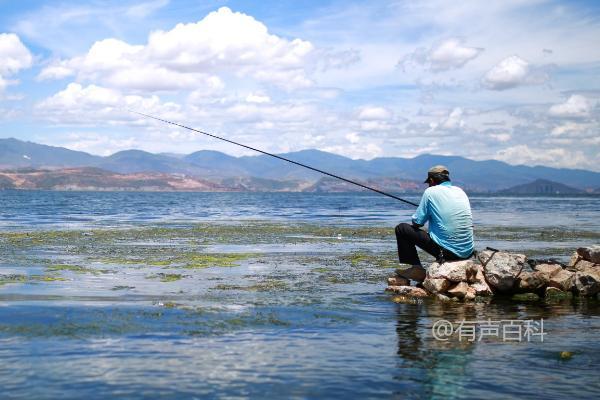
[1,138,600,192]
[499,179,584,194]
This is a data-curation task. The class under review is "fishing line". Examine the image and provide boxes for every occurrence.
[128,110,419,207]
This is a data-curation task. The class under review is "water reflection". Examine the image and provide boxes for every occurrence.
[393,298,600,399]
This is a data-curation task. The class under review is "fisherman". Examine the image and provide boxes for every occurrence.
[395,165,474,282]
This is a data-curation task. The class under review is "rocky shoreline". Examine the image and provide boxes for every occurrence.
[386,245,600,301]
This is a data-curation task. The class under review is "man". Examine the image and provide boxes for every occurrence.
[395,165,474,282]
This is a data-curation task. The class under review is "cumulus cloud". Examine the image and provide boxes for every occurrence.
[441,107,465,129]
[357,106,392,120]
[399,38,483,72]
[489,133,511,142]
[482,55,551,90]
[37,7,335,91]
[495,144,590,169]
[0,33,33,93]
[35,82,182,124]
[548,95,593,119]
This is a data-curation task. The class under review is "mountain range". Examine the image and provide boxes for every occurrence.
[1,137,599,193]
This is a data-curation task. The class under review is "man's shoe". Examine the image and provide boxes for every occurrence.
[395,265,426,282]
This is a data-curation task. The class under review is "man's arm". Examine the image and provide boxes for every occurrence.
[411,190,429,228]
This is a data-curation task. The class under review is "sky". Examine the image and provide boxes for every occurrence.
[0,0,599,170]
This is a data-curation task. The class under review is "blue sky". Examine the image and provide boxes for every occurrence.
[0,0,599,170]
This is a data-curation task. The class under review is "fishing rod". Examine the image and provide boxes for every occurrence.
[128,110,419,207]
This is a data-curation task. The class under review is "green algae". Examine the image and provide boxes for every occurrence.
[0,274,28,285]
[147,273,186,282]
[0,274,67,285]
[178,253,252,269]
[214,279,288,292]
[46,264,111,274]
[511,293,541,302]
[111,285,135,291]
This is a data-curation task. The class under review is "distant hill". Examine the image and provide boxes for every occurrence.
[499,179,584,194]
[1,137,600,192]
[0,138,101,168]
[0,167,226,191]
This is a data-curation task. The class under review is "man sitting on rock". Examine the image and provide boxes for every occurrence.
[395,165,474,282]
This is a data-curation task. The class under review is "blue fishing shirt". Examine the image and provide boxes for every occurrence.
[411,181,474,258]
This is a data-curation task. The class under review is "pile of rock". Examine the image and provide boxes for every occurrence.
[386,245,600,301]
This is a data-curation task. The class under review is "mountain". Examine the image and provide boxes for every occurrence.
[1,137,599,192]
[0,138,102,168]
[96,150,211,176]
[499,179,584,194]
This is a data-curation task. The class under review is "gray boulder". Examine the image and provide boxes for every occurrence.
[577,245,600,264]
[574,265,600,296]
[426,260,478,283]
[423,277,451,294]
[478,250,527,292]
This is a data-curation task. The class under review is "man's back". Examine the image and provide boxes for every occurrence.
[412,181,474,258]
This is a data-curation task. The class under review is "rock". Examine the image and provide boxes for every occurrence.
[577,245,600,264]
[478,250,527,292]
[534,263,563,283]
[426,260,479,283]
[423,277,451,294]
[511,293,541,301]
[388,276,410,286]
[470,266,493,296]
[464,286,477,301]
[391,295,420,304]
[447,281,470,299]
[571,259,598,272]
[573,265,600,296]
[436,293,453,302]
[568,252,581,268]
[548,269,575,292]
[545,286,572,300]
[517,270,545,292]
[385,285,429,298]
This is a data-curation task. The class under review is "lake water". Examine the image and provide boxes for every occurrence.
[0,191,599,399]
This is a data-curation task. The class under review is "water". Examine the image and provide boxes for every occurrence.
[0,191,599,399]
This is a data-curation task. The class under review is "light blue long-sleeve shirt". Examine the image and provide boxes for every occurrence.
[411,181,474,258]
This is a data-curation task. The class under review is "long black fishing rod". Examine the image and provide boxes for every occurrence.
[128,110,419,207]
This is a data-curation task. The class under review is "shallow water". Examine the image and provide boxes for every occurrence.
[0,191,599,399]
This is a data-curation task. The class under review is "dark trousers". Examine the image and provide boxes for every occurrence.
[394,223,464,266]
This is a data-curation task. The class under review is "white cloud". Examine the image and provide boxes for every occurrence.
[0,33,33,93]
[125,0,170,19]
[482,55,550,90]
[441,107,464,129]
[490,133,511,142]
[346,132,360,144]
[548,95,593,119]
[0,33,33,75]
[550,121,590,136]
[357,106,392,120]
[35,82,182,125]
[324,142,382,160]
[400,38,483,72]
[38,7,322,91]
[246,93,271,103]
[495,144,590,169]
